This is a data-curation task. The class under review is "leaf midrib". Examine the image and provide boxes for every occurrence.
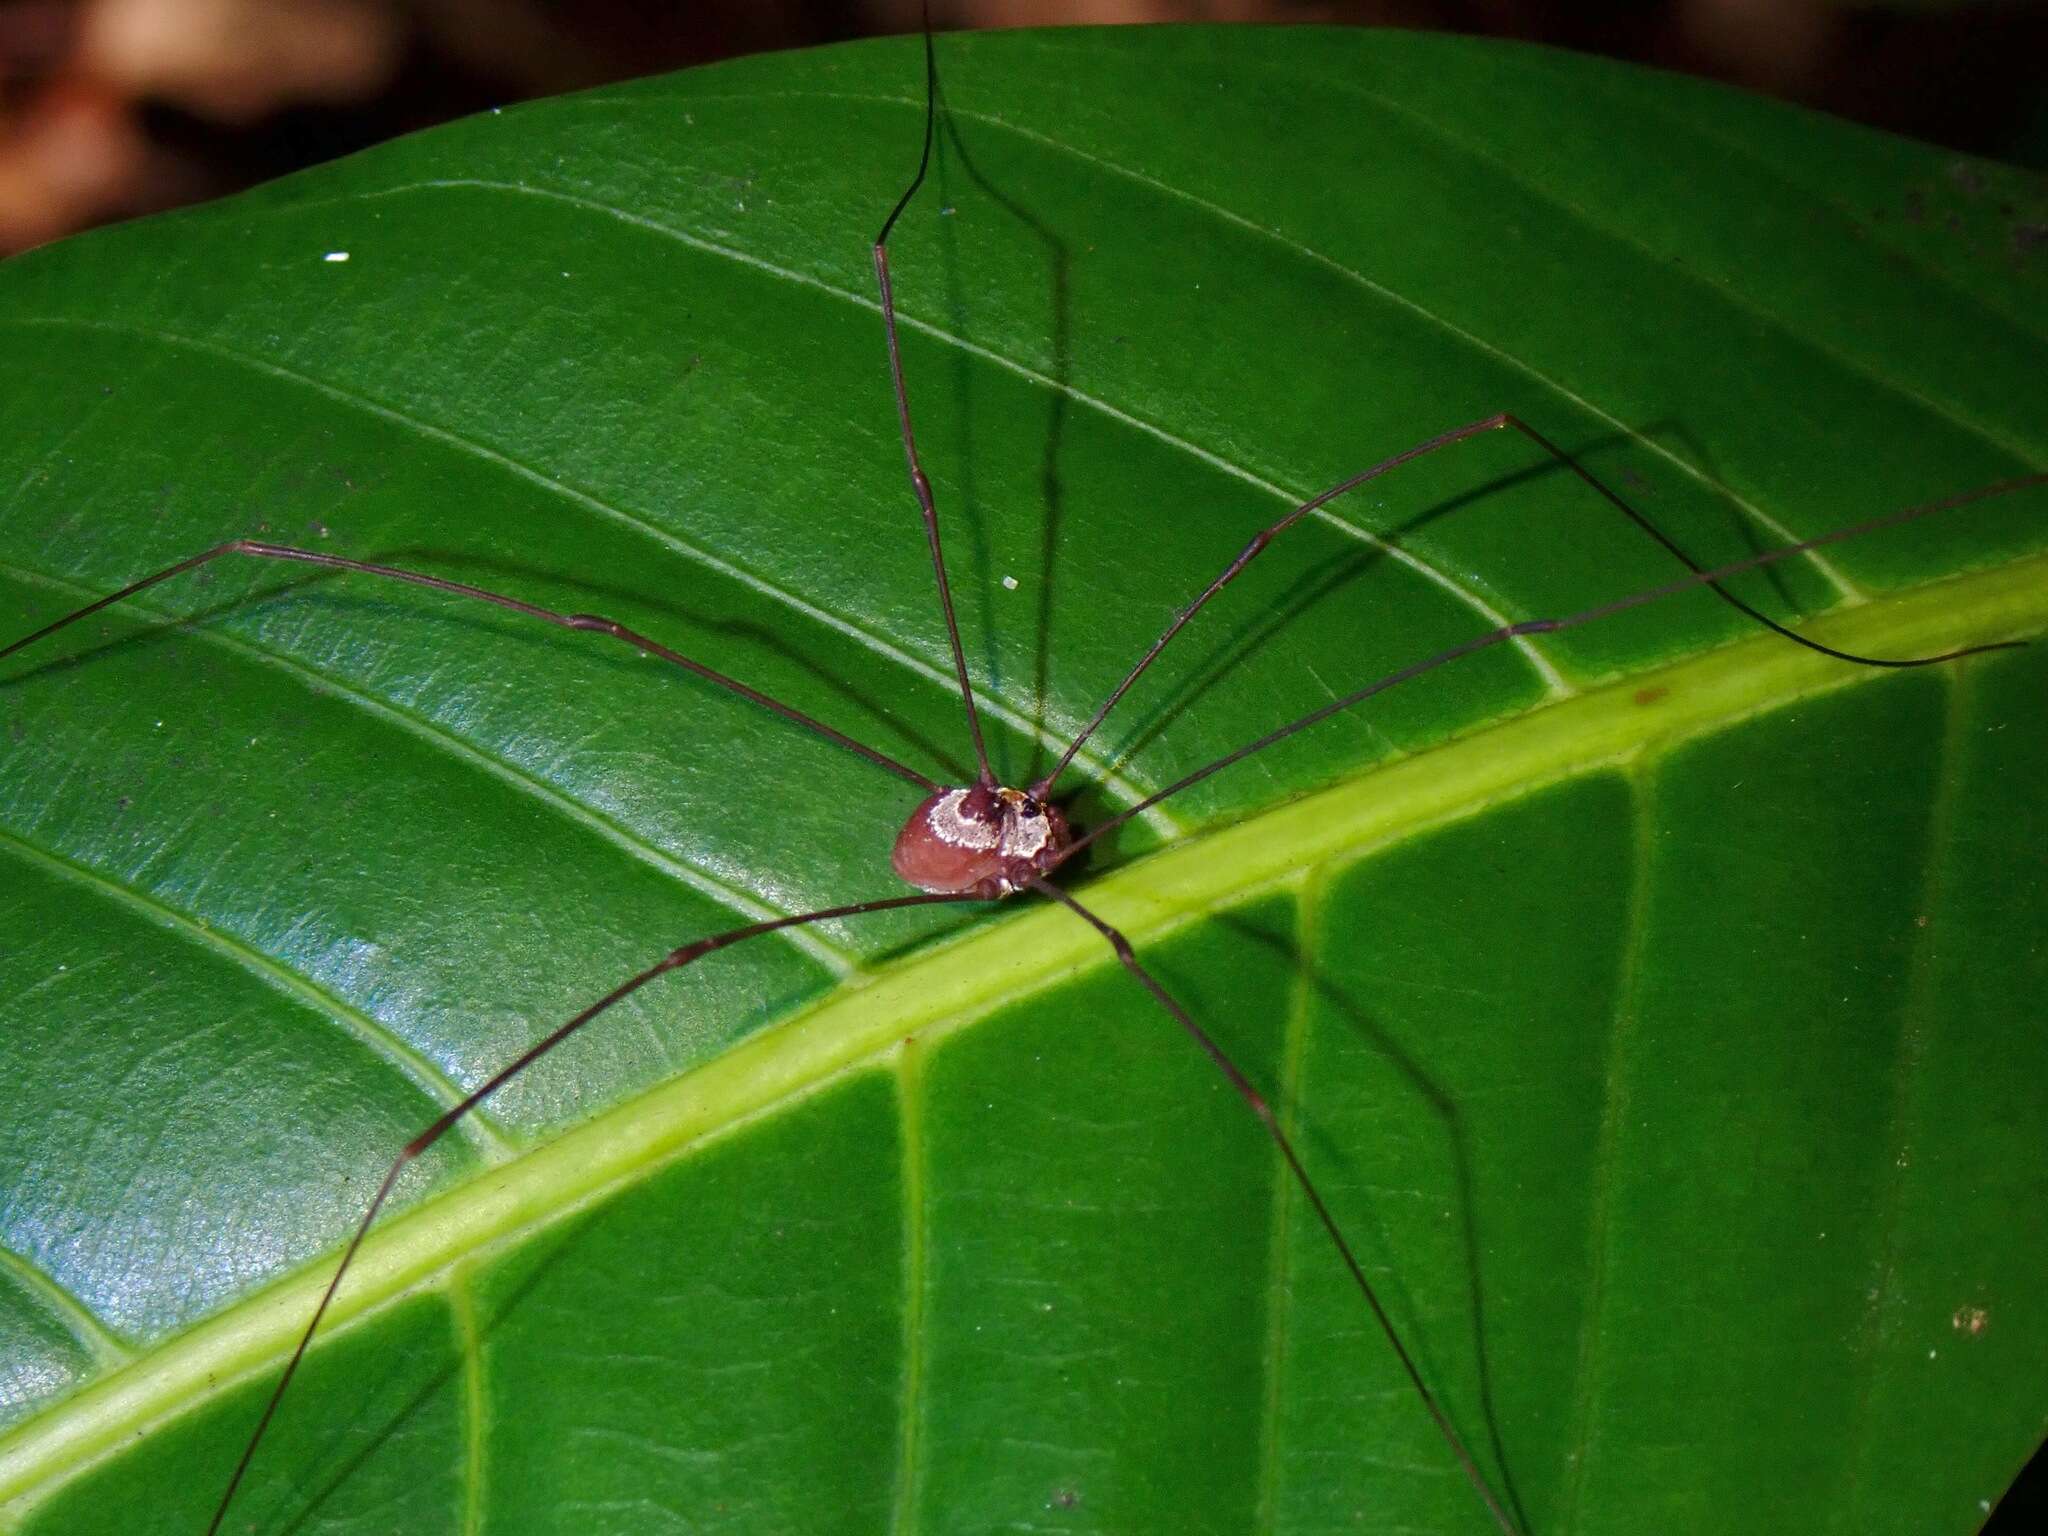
[2,549,2043,1510]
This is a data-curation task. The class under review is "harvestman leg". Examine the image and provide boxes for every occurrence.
[1059,473,2041,861]
[199,889,978,1536]
[870,18,995,789]
[0,542,938,793]
[1035,880,1527,1535]
[1035,412,2029,800]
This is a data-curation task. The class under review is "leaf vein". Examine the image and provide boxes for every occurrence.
[0,556,857,977]
[0,824,512,1160]
[0,315,1172,834]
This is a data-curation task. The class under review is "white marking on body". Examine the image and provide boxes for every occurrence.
[927,788,999,850]
[998,795,1052,861]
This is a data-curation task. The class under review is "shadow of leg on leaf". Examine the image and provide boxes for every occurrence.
[1214,908,1531,1534]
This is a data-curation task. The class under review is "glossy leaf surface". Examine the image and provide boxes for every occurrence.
[0,26,2045,1536]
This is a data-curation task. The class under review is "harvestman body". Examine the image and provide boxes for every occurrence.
[1,23,2043,1536]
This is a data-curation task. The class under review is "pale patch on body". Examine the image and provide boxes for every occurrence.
[924,786,1001,851]
[925,786,1056,864]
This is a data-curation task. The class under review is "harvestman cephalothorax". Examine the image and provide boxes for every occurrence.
[1,19,2046,1536]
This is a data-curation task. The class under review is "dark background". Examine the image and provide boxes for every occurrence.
[1,0,2041,1526]
[1,0,2044,254]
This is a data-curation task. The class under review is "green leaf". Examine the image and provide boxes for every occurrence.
[1,25,2044,1536]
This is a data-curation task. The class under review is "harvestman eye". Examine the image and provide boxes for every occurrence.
[0,14,2043,1536]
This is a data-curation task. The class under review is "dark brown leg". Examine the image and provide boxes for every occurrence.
[1063,472,2042,860]
[1034,879,1526,1536]
[203,888,975,1536]
[870,20,996,787]
[0,539,938,792]
[1036,413,2040,799]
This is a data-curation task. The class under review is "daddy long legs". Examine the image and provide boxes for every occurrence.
[2,21,2046,1536]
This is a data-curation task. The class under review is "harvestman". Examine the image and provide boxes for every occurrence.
[2,25,2043,1536]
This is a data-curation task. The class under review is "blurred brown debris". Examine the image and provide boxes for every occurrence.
[1,0,2044,254]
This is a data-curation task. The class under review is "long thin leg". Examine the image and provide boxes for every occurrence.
[871,18,996,786]
[203,888,972,1536]
[1035,412,2032,798]
[0,540,938,793]
[1034,880,1524,1536]
[1062,472,2042,861]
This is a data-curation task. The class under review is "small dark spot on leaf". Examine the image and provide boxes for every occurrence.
[1634,686,1667,707]
[1048,1486,1081,1510]
[1947,161,1985,198]
[117,796,132,811]
[2014,223,2046,259]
